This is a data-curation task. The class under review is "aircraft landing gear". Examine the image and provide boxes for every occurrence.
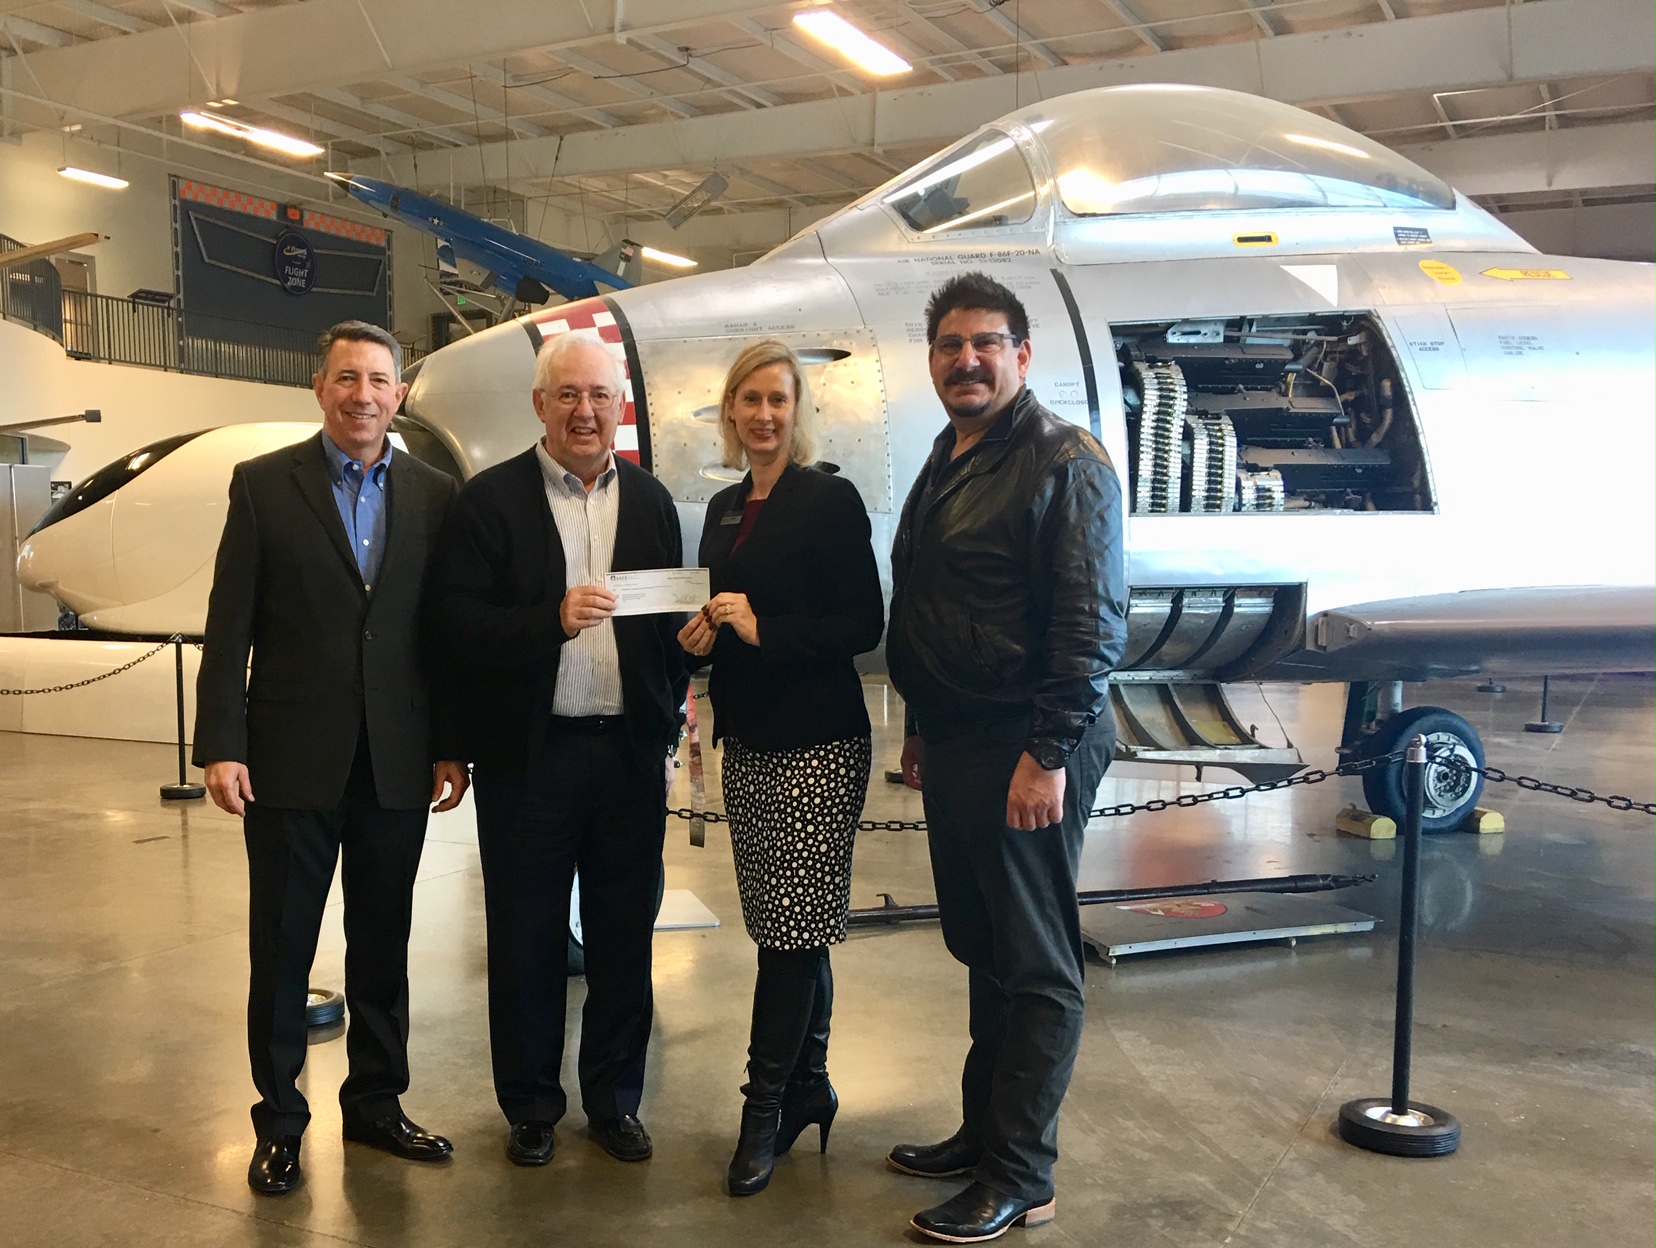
[1343,685,1485,832]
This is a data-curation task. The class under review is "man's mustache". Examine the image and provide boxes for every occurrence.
[945,366,994,387]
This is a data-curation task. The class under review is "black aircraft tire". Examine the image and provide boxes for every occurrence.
[305,988,345,1028]
[1337,1098,1461,1157]
[1360,706,1485,834]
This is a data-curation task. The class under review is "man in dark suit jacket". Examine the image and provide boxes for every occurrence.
[425,331,687,1170]
[195,321,468,1196]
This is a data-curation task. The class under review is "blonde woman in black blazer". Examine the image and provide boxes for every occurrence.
[678,340,884,1197]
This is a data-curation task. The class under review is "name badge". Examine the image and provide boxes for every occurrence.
[719,510,743,525]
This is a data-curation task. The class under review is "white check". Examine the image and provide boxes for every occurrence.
[605,567,710,616]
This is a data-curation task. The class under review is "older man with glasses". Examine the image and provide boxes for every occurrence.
[425,330,688,1169]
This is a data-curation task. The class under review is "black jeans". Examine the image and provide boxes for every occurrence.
[920,717,1114,1200]
[243,731,428,1139]
[473,722,667,1126]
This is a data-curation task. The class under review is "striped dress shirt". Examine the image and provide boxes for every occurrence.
[536,440,625,716]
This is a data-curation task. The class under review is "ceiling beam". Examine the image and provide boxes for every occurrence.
[1,14,75,49]
[249,96,410,155]
[962,0,1063,68]
[302,86,474,146]
[893,7,1001,76]
[374,0,1655,187]
[1236,0,1285,39]
[725,16,869,93]
[55,0,154,35]
[552,45,700,119]
[1098,0,1166,54]
[1401,119,1654,197]
[382,72,548,138]
[482,64,624,129]
[166,0,235,16]
[627,30,777,109]
[14,0,787,121]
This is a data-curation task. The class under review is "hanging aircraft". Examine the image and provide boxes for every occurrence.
[20,85,1655,829]
[323,171,641,306]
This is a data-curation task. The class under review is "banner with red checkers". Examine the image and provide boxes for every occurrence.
[176,180,387,247]
[526,297,643,465]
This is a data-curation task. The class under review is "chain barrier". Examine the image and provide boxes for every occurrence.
[1434,756,1656,816]
[669,744,1656,830]
[670,751,1406,831]
[0,637,176,696]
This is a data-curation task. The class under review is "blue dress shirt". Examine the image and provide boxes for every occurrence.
[321,434,391,591]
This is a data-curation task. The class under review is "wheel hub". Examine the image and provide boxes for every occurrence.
[1421,732,1476,818]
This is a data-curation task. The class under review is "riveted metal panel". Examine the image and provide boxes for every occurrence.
[639,328,892,513]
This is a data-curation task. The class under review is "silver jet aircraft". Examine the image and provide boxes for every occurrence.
[22,85,1655,829]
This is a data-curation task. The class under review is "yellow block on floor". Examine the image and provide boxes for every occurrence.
[1336,805,1396,839]
[1462,807,1505,834]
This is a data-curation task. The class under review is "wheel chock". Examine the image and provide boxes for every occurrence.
[1336,804,1396,839]
[1460,806,1504,834]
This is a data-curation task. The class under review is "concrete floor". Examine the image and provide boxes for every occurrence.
[0,673,1650,1247]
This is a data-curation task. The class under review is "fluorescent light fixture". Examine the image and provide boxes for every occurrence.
[180,110,325,158]
[59,166,129,190]
[1284,133,1370,160]
[793,9,911,76]
[641,245,697,269]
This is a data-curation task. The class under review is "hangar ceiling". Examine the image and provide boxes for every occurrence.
[1,0,1651,257]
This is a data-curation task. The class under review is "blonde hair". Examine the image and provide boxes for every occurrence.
[719,340,817,470]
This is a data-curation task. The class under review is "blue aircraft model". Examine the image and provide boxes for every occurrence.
[324,171,639,306]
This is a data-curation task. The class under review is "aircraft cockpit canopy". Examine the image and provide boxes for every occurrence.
[875,85,1455,235]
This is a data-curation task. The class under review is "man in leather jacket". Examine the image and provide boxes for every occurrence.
[886,272,1127,1244]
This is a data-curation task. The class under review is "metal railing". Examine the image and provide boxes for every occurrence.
[2,232,426,388]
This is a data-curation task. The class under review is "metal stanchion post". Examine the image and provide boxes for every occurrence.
[1525,674,1564,734]
[160,637,205,801]
[1338,733,1461,1157]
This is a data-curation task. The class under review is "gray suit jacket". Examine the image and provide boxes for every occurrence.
[193,431,458,809]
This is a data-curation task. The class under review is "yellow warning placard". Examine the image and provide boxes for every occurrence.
[1418,259,1462,286]
[1481,267,1571,281]
[1233,231,1278,247]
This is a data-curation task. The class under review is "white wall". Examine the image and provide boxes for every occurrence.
[0,316,317,485]
[1499,200,1656,263]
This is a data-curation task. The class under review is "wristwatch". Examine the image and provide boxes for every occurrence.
[1027,739,1069,771]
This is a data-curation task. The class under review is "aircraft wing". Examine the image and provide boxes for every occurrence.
[1270,586,1655,681]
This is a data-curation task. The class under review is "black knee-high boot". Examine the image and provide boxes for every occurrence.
[727,947,820,1196]
[777,950,837,1155]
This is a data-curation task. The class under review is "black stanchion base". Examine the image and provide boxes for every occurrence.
[1337,1098,1460,1157]
[1523,721,1564,734]
[1476,682,1506,693]
[160,782,206,800]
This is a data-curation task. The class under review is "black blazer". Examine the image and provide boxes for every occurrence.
[424,448,689,775]
[694,463,883,751]
[193,432,458,810]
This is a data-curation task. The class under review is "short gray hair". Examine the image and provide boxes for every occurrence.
[317,320,403,377]
[534,329,626,394]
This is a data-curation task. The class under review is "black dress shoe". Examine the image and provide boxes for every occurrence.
[887,1127,983,1178]
[506,1121,555,1167]
[589,1114,652,1161]
[342,1112,453,1161]
[911,1182,1056,1243]
[247,1135,302,1195]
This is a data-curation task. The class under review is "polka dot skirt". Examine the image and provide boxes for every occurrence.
[721,734,872,950]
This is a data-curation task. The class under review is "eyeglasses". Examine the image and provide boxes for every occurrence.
[547,386,620,412]
[930,331,1022,359]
